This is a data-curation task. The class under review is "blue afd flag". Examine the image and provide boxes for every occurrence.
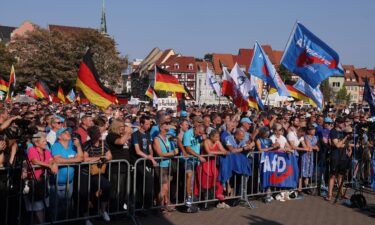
[363,78,375,116]
[249,42,289,96]
[293,78,324,109]
[261,151,298,188]
[281,22,344,88]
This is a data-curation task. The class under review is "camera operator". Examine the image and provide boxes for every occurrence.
[326,117,351,201]
[0,110,24,166]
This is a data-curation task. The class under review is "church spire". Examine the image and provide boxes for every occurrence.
[100,0,107,34]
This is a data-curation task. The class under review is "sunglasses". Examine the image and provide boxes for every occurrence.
[55,121,63,124]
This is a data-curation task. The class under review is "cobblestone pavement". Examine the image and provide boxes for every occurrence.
[94,192,375,225]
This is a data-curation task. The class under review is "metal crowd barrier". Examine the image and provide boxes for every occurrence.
[2,149,369,225]
[132,151,320,214]
[0,159,132,225]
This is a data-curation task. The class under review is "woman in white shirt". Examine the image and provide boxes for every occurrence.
[270,123,292,152]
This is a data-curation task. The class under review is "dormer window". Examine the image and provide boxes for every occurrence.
[188,63,193,70]
[174,63,179,69]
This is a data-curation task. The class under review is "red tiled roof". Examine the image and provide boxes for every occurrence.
[212,54,235,74]
[237,48,253,71]
[261,45,276,64]
[367,69,375,76]
[162,56,197,73]
[354,68,374,86]
[273,50,284,65]
[155,49,174,65]
[49,24,95,33]
[195,61,213,73]
[342,65,356,78]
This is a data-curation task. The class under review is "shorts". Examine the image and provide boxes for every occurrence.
[185,159,197,172]
[156,167,173,184]
[330,159,349,176]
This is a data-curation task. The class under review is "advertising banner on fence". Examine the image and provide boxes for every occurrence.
[261,151,298,188]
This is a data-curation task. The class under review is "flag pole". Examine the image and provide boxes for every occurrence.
[280,20,299,63]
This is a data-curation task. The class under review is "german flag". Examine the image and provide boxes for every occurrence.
[76,49,117,109]
[57,86,66,103]
[145,85,156,99]
[5,65,15,102]
[34,81,51,99]
[154,66,186,93]
[0,79,9,93]
[248,97,258,110]
[286,85,317,107]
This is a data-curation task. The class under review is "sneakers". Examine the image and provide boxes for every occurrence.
[101,211,110,222]
[85,220,93,225]
[264,195,273,203]
[185,196,193,206]
[216,202,231,209]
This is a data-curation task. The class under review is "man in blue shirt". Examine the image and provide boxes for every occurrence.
[182,121,205,206]
[51,127,83,219]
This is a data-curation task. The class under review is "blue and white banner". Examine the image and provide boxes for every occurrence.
[261,151,299,188]
[281,22,344,88]
[293,78,324,109]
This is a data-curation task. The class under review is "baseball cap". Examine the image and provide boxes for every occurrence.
[167,128,176,137]
[56,127,72,139]
[180,111,188,117]
[324,117,333,123]
[240,117,252,124]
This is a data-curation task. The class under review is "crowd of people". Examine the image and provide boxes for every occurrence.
[0,101,374,225]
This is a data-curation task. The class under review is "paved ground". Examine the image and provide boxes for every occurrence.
[94,191,375,225]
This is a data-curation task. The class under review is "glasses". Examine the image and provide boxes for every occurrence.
[55,121,63,124]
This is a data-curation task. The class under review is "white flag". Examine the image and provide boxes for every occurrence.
[229,63,252,99]
[206,65,222,97]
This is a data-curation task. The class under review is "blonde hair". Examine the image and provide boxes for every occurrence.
[108,118,125,135]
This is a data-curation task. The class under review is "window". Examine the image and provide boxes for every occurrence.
[346,70,350,74]
[346,78,350,81]
[332,82,340,87]
[352,78,356,82]
[174,63,179,69]
[188,63,193,70]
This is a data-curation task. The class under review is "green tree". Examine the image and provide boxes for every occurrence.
[204,53,213,62]
[277,64,292,82]
[320,79,333,104]
[7,27,127,92]
[0,42,16,80]
[336,86,351,105]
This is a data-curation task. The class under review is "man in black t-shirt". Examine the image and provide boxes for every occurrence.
[327,117,350,201]
[129,115,156,209]
[129,116,157,166]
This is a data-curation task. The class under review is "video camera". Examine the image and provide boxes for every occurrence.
[4,119,38,143]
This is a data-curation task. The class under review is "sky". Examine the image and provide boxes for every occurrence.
[1,0,374,68]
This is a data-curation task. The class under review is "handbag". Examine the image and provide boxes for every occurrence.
[90,140,107,175]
